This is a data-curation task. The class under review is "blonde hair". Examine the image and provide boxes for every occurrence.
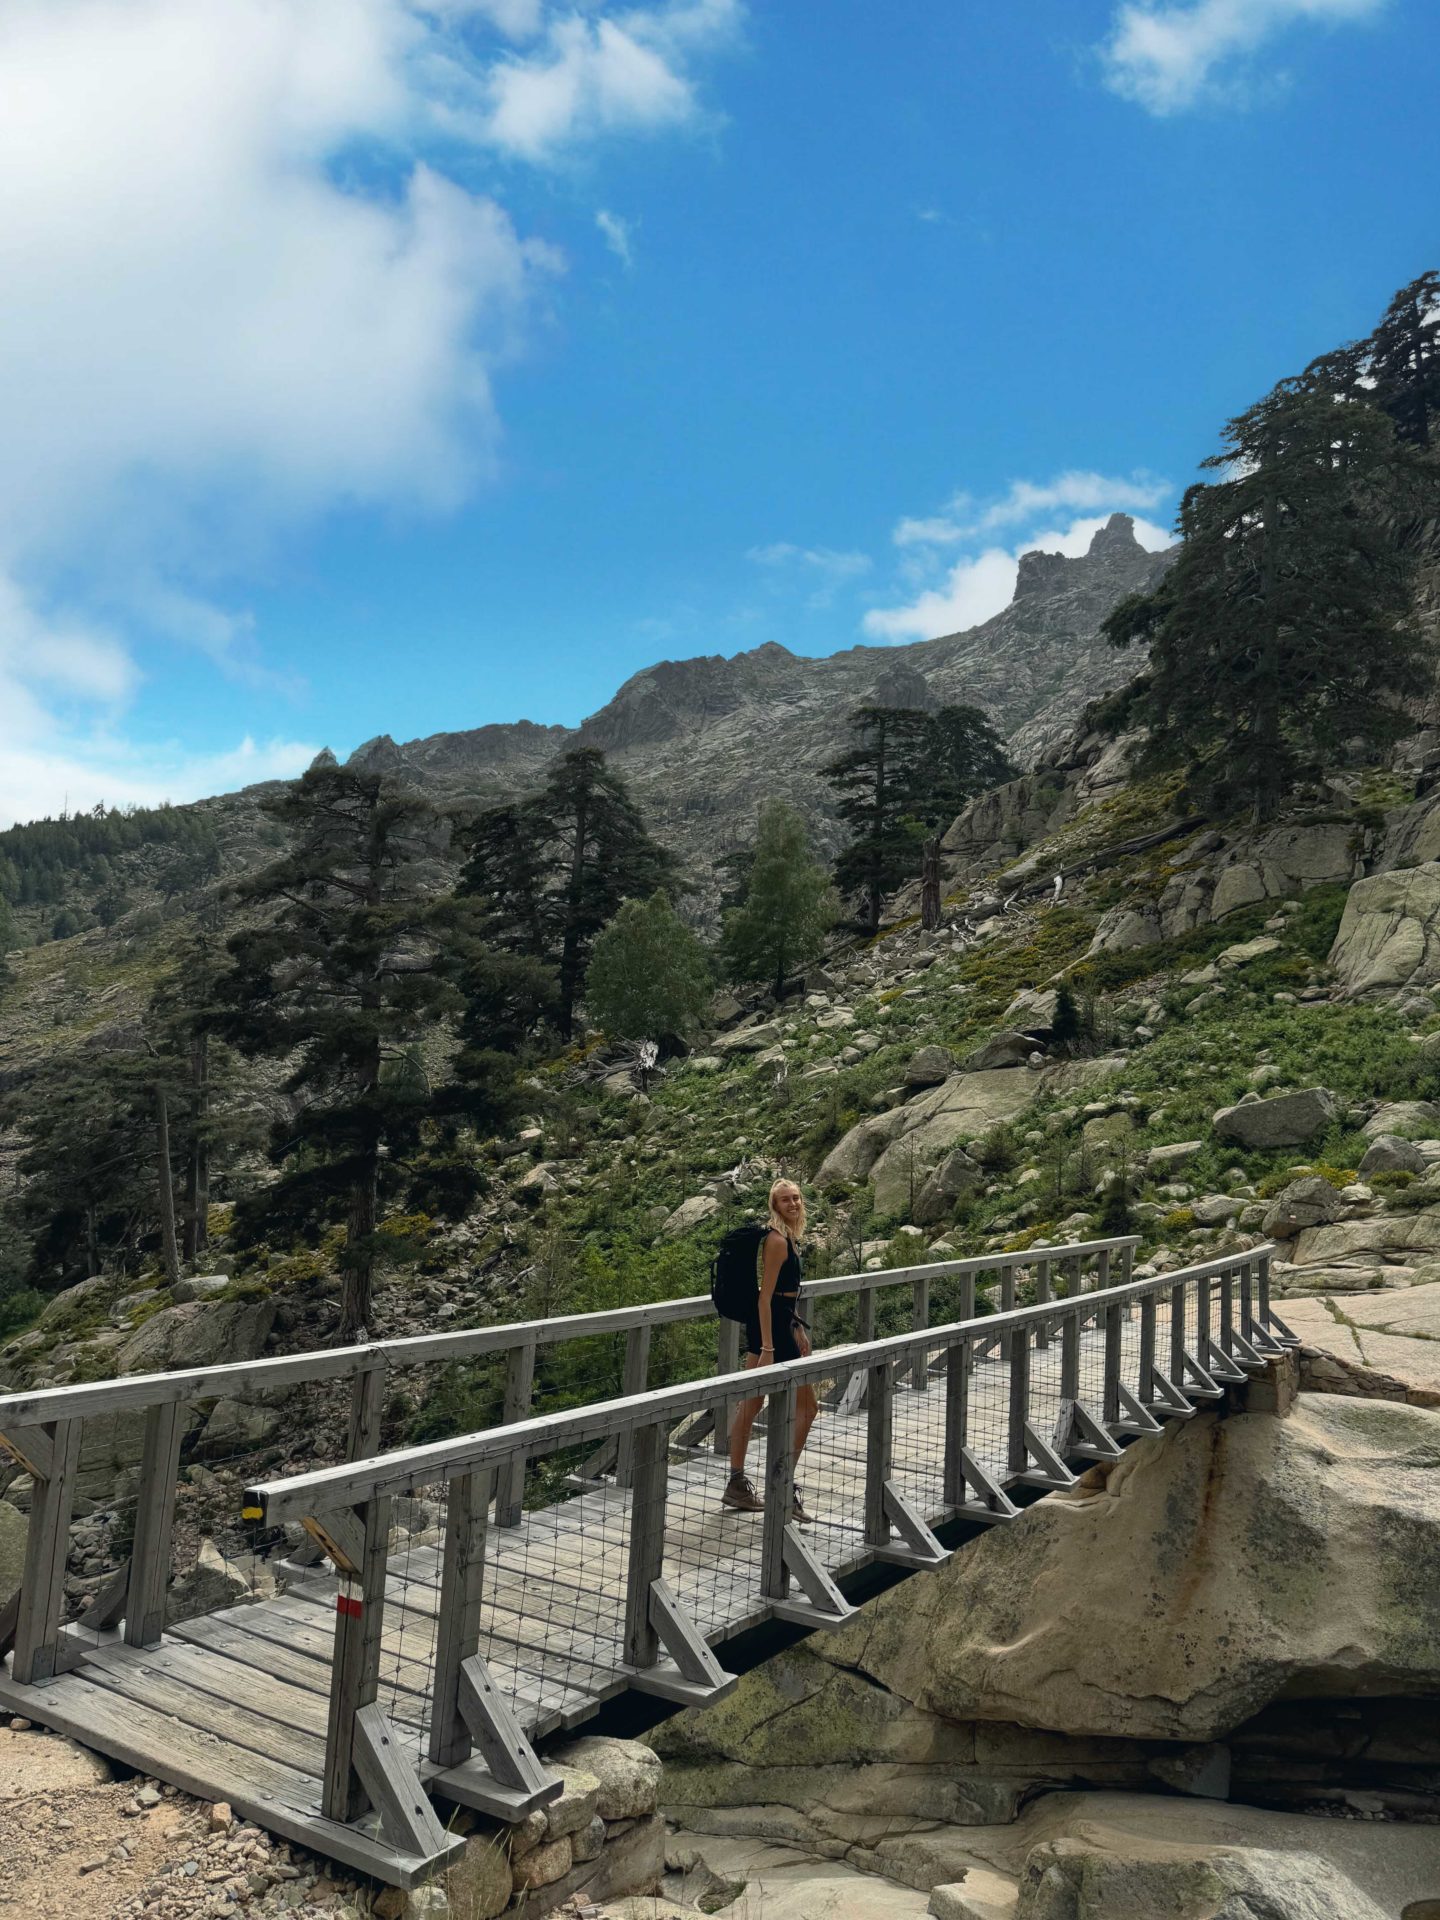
[768,1178,806,1243]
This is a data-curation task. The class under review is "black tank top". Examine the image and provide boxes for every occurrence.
[769,1229,802,1297]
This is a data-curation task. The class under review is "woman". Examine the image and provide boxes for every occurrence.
[721,1178,820,1522]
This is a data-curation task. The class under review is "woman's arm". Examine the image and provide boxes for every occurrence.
[756,1229,786,1358]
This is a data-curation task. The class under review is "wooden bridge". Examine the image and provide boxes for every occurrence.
[0,1235,1296,1889]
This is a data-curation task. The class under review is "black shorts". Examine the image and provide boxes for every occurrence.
[745,1294,804,1362]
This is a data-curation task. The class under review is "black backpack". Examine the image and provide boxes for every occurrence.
[710,1221,770,1323]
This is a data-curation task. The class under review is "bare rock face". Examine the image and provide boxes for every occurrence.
[1261,1175,1343,1241]
[824,1396,1440,1744]
[1281,1281,1440,1409]
[1330,862,1440,995]
[1212,1087,1338,1150]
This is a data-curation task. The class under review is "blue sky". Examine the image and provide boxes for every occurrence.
[1,0,1436,825]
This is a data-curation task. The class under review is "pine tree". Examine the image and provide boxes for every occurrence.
[219,763,472,1338]
[920,706,1017,829]
[1106,384,1428,822]
[584,892,712,1042]
[459,748,680,1039]
[721,800,838,995]
[1365,271,1440,450]
[823,705,930,929]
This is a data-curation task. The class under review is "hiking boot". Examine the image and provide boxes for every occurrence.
[721,1471,764,1513]
[791,1483,814,1526]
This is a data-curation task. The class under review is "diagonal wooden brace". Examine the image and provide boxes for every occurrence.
[1112,1381,1163,1436]
[627,1578,738,1705]
[303,1508,367,1577]
[1203,1336,1248,1385]
[952,1445,1020,1523]
[1226,1327,1269,1371]
[1181,1349,1225,1399]
[1146,1366,1196,1418]
[770,1524,857,1630]
[1012,1422,1078,1492]
[1054,1398,1122,1462]
[430,1654,562,1821]
[872,1479,950,1566]
[351,1702,455,1861]
[0,1424,54,1479]
[1261,1307,1301,1349]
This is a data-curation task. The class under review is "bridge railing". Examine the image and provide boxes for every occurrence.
[241,1241,1290,1847]
[0,1235,1141,1691]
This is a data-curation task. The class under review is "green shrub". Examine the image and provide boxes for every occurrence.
[1161,1206,1196,1232]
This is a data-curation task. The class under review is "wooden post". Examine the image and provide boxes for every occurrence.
[760,1379,797,1602]
[123,1400,185,1649]
[11,1418,82,1686]
[1196,1273,1211,1363]
[614,1325,653,1488]
[1218,1265,1235,1357]
[623,1422,668,1671]
[496,1340,536,1526]
[1257,1250,1272,1326]
[1238,1259,1254,1341]
[428,1468,492,1768]
[1102,1303,1122,1428]
[909,1277,931,1393]
[1170,1281,1187,1388]
[1033,1260,1052,1350]
[714,1320,742,1455]
[999,1264,1016,1361]
[1138,1293,1157,1407]
[864,1361,892,1549]
[1007,1323,1031,1478]
[347,1364,386,1461]
[1060,1303,1080,1405]
[1097,1246,1112,1292]
[855,1285,876,1346]
[322,1494,391,1825]
[942,1339,970,1509]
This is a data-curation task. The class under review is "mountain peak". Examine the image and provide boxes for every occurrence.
[1088,511,1144,557]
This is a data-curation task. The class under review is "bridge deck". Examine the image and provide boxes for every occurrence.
[2,1242,1286,1890]
[0,1350,1039,1879]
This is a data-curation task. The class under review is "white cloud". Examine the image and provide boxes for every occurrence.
[0,0,738,825]
[865,472,1176,643]
[472,0,741,160]
[1100,0,1388,114]
[597,208,636,266]
[0,733,320,829]
[894,470,1170,547]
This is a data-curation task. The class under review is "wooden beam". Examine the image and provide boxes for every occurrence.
[622,1422,667,1672]
[12,1417,82,1686]
[123,1399,186,1648]
[351,1702,452,1860]
[495,1341,535,1527]
[613,1325,652,1488]
[322,1495,390,1826]
[428,1468,492,1769]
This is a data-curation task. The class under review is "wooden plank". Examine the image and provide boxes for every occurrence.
[13,1416,82,1685]
[125,1400,185,1648]
[0,1668,459,1890]
[78,1643,330,1775]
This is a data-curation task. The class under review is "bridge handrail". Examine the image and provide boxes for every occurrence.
[0,1235,1141,1429]
[244,1241,1269,1523]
